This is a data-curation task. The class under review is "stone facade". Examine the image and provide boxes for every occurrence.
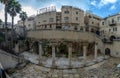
[100,13,120,39]
[19,6,120,58]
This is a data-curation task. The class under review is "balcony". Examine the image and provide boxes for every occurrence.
[109,21,117,26]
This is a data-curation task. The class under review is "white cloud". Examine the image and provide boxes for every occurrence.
[0,5,37,24]
[22,6,37,17]
[0,5,11,24]
[110,5,116,10]
[99,0,117,7]
[91,1,97,6]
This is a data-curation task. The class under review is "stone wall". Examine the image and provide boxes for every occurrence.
[104,41,120,57]
[27,30,96,42]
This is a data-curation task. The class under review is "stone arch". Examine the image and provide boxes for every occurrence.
[58,42,68,57]
[24,40,30,51]
[97,49,101,54]
[105,48,111,56]
[91,28,94,33]
[110,35,116,41]
[32,41,39,54]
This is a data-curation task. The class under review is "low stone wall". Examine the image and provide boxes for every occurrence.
[27,30,96,42]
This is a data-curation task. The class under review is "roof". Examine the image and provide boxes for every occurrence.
[104,13,120,19]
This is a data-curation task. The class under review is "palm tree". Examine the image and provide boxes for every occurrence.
[0,19,2,25]
[19,11,27,37]
[7,0,21,48]
[0,19,3,29]
[0,0,8,45]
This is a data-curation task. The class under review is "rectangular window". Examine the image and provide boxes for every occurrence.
[115,27,117,31]
[64,11,69,14]
[74,26,77,30]
[43,20,46,22]
[76,17,78,21]
[112,19,114,23]
[118,17,120,22]
[45,25,47,28]
[76,11,78,14]
[56,26,62,29]
[113,27,117,31]
[102,22,104,25]
[64,17,69,21]
[49,18,54,22]
[50,25,52,28]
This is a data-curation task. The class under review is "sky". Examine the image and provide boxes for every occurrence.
[0,0,120,24]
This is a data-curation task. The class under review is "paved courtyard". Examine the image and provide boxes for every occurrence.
[9,56,120,78]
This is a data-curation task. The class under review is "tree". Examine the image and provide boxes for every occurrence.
[7,0,21,48]
[0,19,5,42]
[0,0,8,45]
[19,11,27,37]
[0,19,3,29]
[0,19,2,25]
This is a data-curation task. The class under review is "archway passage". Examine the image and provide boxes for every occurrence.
[105,48,111,56]
[110,35,116,41]
[33,41,39,54]
[58,43,68,57]
[25,40,30,51]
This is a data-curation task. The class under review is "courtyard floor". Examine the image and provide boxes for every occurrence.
[8,53,120,78]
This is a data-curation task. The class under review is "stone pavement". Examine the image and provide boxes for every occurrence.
[9,57,120,78]
[20,52,106,69]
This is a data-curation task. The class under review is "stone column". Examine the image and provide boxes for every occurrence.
[39,42,43,64]
[83,45,87,60]
[52,43,56,67]
[94,43,98,59]
[15,43,19,53]
[68,43,72,68]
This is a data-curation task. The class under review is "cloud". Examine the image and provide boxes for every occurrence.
[91,0,97,6]
[0,5,37,24]
[0,0,90,24]
[99,0,117,7]
[0,4,13,24]
[22,6,37,17]
[110,5,116,10]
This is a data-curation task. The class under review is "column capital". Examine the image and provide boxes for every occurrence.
[48,41,57,46]
[95,42,98,45]
[67,43,72,47]
[38,41,43,44]
[82,42,89,46]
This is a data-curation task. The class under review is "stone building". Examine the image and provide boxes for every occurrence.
[17,6,120,65]
[17,15,36,31]
[100,13,120,39]
[85,13,102,32]
[23,6,104,68]
[35,6,85,31]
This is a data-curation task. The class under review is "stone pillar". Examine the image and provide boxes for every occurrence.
[94,43,98,59]
[83,46,87,60]
[15,43,19,53]
[39,42,43,64]
[68,43,72,67]
[52,43,56,67]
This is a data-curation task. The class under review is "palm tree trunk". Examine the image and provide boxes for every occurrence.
[4,4,8,46]
[11,16,14,48]
[23,21,26,38]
